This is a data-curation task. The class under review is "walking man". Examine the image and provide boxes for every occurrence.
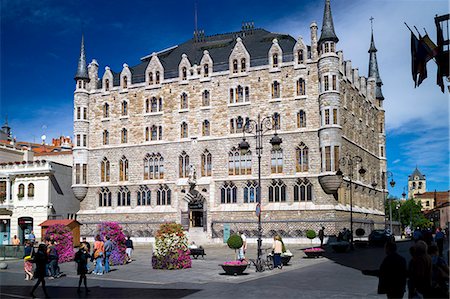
[125,236,133,263]
[103,236,113,273]
[318,226,325,248]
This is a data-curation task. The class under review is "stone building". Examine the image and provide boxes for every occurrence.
[408,166,427,199]
[73,0,387,241]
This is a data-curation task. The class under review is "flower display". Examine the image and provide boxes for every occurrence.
[303,247,325,253]
[152,223,191,270]
[97,222,127,265]
[44,224,74,263]
[223,260,248,266]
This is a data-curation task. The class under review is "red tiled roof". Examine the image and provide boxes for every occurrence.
[39,219,81,227]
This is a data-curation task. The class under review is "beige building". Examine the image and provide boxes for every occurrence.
[73,0,387,241]
[408,167,427,199]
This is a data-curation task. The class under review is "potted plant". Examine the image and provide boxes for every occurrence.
[303,247,325,258]
[306,230,316,245]
[220,234,247,275]
[279,236,293,265]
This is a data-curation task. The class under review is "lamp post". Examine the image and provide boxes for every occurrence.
[381,171,396,232]
[238,113,282,272]
[336,154,366,249]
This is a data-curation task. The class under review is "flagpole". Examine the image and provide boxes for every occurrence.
[404,22,417,36]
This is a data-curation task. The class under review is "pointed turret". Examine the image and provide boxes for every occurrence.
[318,0,339,46]
[368,20,384,100]
[1,115,11,140]
[74,35,89,81]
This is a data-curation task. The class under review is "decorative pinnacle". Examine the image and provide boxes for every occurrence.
[74,34,89,81]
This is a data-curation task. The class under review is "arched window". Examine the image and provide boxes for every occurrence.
[182,67,187,80]
[298,49,304,64]
[272,112,281,130]
[244,181,258,203]
[18,184,25,198]
[237,85,244,102]
[105,79,110,91]
[241,58,246,72]
[294,178,313,201]
[119,156,129,181]
[297,110,306,128]
[137,186,151,206]
[121,128,128,143]
[27,183,35,197]
[245,87,250,101]
[202,120,210,136]
[145,127,150,141]
[232,59,238,73]
[271,149,283,173]
[272,53,278,67]
[204,64,209,77]
[145,98,150,113]
[155,71,160,84]
[98,187,111,207]
[144,153,164,180]
[272,81,280,98]
[117,187,131,206]
[297,78,306,96]
[101,157,110,182]
[151,97,158,112]
[151,125,158,140]
[121,101,128,116]
[103,130,109,145]
[202,90,210,106]
[201,150,212,177]
[296,142,309,172]
[229,88,234,103]
[220,182,237,204]
[180,122,188,138]
[268,179,286,202]
[103,103,109,118]
[157,184,171,205]
[148,72,153,85]
[158,126,163,140]
[179,151,189,178]
[123,76,128,88]
[180,93,188,109]
[228,147,252,175]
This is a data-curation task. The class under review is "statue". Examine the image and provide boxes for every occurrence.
[188,164,197,188]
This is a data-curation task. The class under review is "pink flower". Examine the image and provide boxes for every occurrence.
[303,247,324,253]
[223,260,248,266]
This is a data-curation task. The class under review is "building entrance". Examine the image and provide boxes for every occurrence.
[18,217,33,244]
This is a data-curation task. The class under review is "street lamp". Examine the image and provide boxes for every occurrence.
[381,171,396,232]
[336,154,366,249]
[238,113,282,272]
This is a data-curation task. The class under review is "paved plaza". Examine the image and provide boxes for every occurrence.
[0,240,421,299]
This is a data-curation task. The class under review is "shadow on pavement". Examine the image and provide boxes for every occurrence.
[0,285,201,299]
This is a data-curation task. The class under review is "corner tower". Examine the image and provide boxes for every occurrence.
[72,35,90,201]
[408,167,427,199]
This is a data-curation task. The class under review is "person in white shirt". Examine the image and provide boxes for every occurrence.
[238,231,247,260]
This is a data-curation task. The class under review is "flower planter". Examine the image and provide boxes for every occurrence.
[303,248,324,258]
[281,255,292,265]
[220,264,248,276]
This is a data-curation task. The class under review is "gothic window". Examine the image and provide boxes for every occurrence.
[105,79,110,91]
[233,59,238,73]
[332,75,337,90]
[272,81,280,98]
[204,64,209,77]
[98,187,112,207]
[220,182,237,204]
[271,149,283,173]
[236,116,244,133]
[298,49,304,64]
[82,164,87,184]
[123,76,128,88]
[268,179,286,202]
[103,103,109,118]
[151,97,158,112]
[325,110,330,125]
[145,98,150,113]
[245,87,250,101]
[272,53,278,67]
[155,71,160,84]
[229,88,234,103]
[121,128,128,143]
[201,150,212,177]
[117,187,131,206]
[237,85,244,102]
[144,153,164,180]
[18,184,25,198]
[121,100,128,116]
[180,92,188,109]
[27,183,34,197]
[119,156,129,181]
[228,147,252,175]
[148,72,153,85]
[241,58,246,72]
[272,112,281,130]
[243,181,258,203]
[151,125,158,140]
[179,151,189,178]
[100,157,110,182]
[180,122,188,138]
[145,127,150,141]
[294,178,313,202]
[202,120,210,136]
[157,184,171,205]
[103,130,109,145]
[77,107,81,119]
[182,67,187,80]
[297,78,306,96]
[296,142,309,172]
[75,164,81,184]
[230,117,249,134]
[324,76,329,91]
[137,186,151,206]
[297,110,306,128]
[333,109,338,125]
[202,90,210,106]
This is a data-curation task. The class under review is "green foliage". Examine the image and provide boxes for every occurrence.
[389,198,431,229]
[227,234,243,250]
[355,228,365,237]
[306,230,316,240]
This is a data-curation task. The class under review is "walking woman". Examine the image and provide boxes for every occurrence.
[23,241,34,280]
[92,234,104,275]
[30,244,49,298]
[272,235,283,269]
[74,243,90,293]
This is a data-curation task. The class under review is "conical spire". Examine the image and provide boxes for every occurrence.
[368,18,384,100]
[318,0,339,45]
[74,34,89,81]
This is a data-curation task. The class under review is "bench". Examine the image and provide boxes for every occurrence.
[189,248,206,259]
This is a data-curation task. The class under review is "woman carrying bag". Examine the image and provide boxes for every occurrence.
[92,235,104,275]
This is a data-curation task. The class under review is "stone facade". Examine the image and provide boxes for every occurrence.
[73,1,386,240]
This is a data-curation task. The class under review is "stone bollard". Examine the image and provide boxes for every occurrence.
[0,262,8,269]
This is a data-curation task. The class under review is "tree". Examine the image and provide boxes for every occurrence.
[398,198,431,229]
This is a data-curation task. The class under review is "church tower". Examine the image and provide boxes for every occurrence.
[408,167,426,199]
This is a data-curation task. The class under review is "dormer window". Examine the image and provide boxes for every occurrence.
[78,81,82,89]
[105,79,110,91]
[272,53,278,67]
[233,59,238,73]
[155,71,160,84]
[149,72,153,85]
[123,76,128,88]
[204,64,209,77]
[324,43,329,53]
[298,50,304,64]
[182,67,187,80]
[241,58,246,72]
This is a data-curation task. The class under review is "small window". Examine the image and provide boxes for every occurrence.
[27,183,34,197]
[77,107,81,120]
[157,184,171,205]
[273,53,278,67]
[333,109,338,124]
[233,59,238,73]
[123,76,128,88]
[148,72,153,85]
[83,134,87,147]
[332,75,337,90]
[121,101,128,116]
[201,150,212,177]
[268,180,286,202]
[83,107,87,120]
[155,71,160,84]
[324,76,329,91]
[297,78,305,96]
[105,79,110,91]
[180,122,188,138]
[325,110,330,125]
[103,130,109,145]
[325,146,331,171]
[296,143,309,172]
[202,120,210,136]
[121,128,128,143]
[271,149,283,174]
[182,67,187,80]
[18,184,25,198]
[298,49,304,64]
[179,151,189,178]
[272,112,280,130]
[181,93,188,109]
[103,103,109,118]
[119,156,129,181]
[202,90,210,106]
[100,158,110,182]
[297,110,306,128]
[204,64,209,77]
[241,58,246,72]
[272,81,280,98]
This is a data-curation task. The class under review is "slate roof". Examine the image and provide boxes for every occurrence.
[106,29,298,87]
[408,167,426,181]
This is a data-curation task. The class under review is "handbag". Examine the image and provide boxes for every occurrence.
[94,250,103,259]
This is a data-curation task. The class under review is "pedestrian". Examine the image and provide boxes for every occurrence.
[125,236,134,263]
[12,234,20,256]
[408,240,432,298]
[92,234,104,275]
[428,244,449,298]
[74,243,91,293]
[362,241,407,298]
[30,243,49,298]
[272,235,283,269]
[104,235,113,273]
[413,227,422,242]
[47,240,60,279]
[434,228,445,257]
[318,226,325,248]
[23,240,34,280]
[80,237,92,272]
[238,231,247,261]
[28,231,36,245]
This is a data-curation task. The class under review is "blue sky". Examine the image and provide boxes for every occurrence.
[1,0,448,197]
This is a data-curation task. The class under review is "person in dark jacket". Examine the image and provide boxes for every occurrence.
[362,241,407,298]
[30,244,49,298]
[125,236,134,263]
[74,243,91,293]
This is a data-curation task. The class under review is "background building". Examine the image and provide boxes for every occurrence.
[73,0,387,242]
[408,167,426,199]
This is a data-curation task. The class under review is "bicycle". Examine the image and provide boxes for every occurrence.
[249,248,274,272]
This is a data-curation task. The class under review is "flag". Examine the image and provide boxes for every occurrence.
[411,32,429,87]
[435,21,448,92]
[421,34,439,61]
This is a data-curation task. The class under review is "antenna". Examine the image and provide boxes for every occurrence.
[194,0,198,34]
[370,16,374,32]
